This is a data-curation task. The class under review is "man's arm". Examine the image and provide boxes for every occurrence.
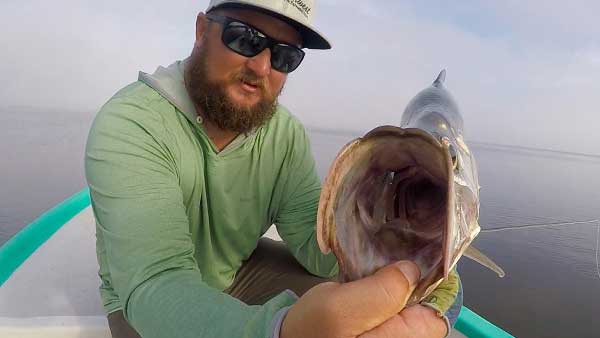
[86,93,296,338]
[273,118,338,278]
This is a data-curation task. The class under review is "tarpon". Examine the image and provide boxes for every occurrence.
[316,70,504,305]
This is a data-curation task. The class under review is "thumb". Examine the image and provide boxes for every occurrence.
[334,261,421,334]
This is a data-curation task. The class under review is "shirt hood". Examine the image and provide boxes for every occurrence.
[138,59,199,125]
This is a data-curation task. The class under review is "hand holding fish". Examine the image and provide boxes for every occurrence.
[280,260,447,338]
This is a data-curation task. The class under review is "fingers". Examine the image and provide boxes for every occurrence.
[330,261,421,334]
[358,304,448,338]
[280,261,422,338]
[357,315,410,338]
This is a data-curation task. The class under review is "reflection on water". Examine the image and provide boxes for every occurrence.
[1,110,599,337]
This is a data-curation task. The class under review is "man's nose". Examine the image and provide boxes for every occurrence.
[246,48,271,77]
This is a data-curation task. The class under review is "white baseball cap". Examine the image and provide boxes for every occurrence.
[206,0,331,49]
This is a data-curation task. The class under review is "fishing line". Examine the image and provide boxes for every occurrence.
[596,222,600,280]
[481,219,600,280]
[481,219,599,232]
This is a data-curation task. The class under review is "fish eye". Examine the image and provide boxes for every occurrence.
[439,136,459,170]
[448,144,459,170]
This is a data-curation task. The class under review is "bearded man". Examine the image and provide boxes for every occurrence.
[85,1,462,338]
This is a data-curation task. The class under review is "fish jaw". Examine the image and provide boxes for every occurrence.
[317,126,457,301]
[443,136,482,278]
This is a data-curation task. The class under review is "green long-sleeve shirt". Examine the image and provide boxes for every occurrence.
[85,60,338,338]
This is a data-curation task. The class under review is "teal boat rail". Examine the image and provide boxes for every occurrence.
[0,188,91,286]
[0,188,514,337]
[455,307,514,338]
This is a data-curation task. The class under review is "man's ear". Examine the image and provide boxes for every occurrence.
[195,12,208,44]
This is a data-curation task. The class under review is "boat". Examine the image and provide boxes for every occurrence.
[0,188,514,338]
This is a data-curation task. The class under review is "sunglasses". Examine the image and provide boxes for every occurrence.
[206,14,305,73]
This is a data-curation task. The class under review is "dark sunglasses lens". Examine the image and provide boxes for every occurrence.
[271,44,305,73]
[222,23,268,57]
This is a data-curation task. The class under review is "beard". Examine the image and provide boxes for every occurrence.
[184,47,280,134]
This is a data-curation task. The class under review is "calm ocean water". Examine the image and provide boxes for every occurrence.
[1,108,599,337]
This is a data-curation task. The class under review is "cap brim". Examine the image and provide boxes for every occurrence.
[207,1,331,49]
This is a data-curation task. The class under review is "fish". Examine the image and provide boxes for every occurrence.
[316,70,504,305]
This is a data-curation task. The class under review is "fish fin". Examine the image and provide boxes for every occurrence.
[433,70,446,87]
[464,245,506,277]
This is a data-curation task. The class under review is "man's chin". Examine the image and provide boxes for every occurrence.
[226,91,265,110]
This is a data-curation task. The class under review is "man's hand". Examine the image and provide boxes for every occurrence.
[359,304,448,338]
[280,261,421,338]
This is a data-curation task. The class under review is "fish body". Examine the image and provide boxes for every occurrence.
[317,71,502,305]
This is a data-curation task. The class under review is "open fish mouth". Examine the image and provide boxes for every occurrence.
[318,71,504,306]
[317,126,454,303]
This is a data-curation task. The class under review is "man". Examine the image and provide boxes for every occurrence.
[85,1,462,337]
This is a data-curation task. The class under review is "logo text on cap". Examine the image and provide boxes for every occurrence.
[285,0,312,19]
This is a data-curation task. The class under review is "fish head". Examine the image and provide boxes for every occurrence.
[316,71,482,304]
[400,70,482,281]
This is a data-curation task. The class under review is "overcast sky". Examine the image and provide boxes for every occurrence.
[1,0,599,154]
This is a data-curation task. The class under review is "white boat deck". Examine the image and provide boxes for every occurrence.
[0,207,110,337]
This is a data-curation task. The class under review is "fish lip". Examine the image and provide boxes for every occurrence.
[317,138,362,254]
[363,125,447,149]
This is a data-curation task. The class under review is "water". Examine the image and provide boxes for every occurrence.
[0,107,94,244]
[1,108,599,337]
